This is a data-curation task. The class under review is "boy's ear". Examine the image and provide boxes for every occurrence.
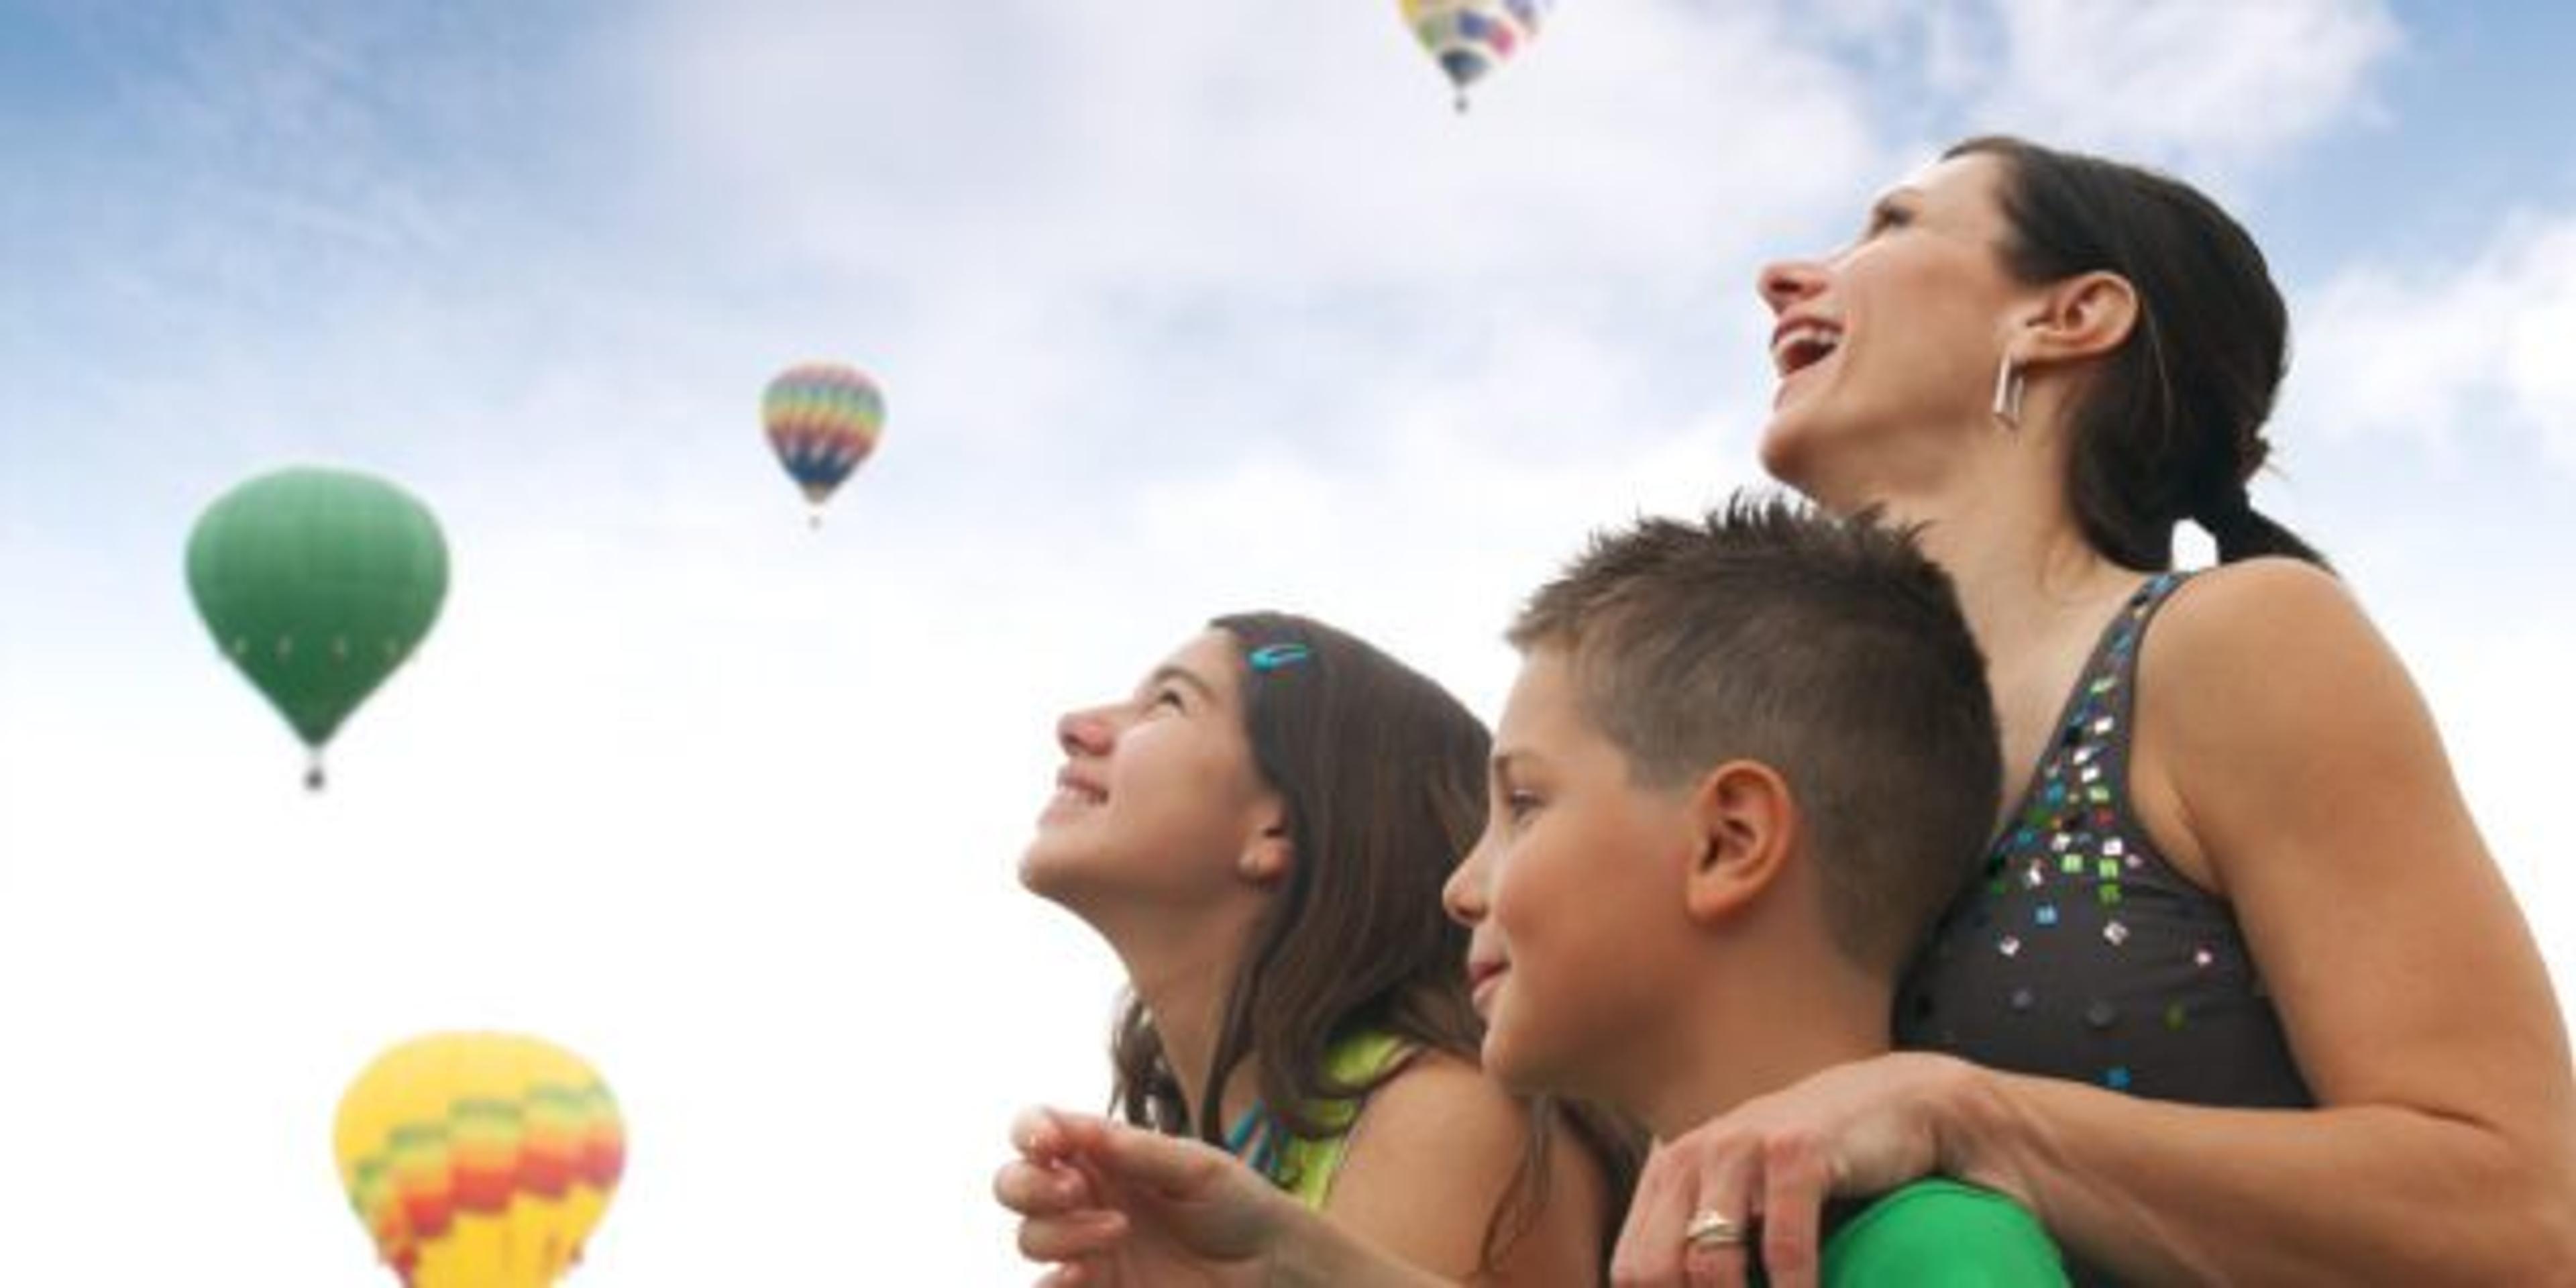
[1682,760,1798,925]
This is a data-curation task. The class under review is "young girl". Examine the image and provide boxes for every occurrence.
[1017,612,1629,1283]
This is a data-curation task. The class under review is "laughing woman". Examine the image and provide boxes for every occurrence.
[1613,136,2576,1285]
[1012,612,1631,1284]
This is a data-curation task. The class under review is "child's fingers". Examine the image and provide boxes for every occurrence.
[1016,1211,1129,1264]
[1015,1106,1128,1166]
[1036,1260,1093,1288]
[1010,1106,1071,1159]
[1093,1119,1251,1201]
[993,1157,1097,1216]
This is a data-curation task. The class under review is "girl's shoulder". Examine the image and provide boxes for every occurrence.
[1344,1047,1515,1138]
[1326,1047,1530,1197]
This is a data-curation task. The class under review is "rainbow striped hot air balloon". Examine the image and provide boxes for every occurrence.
[335,1033,626,1288]
[761,362,885,527]
[1398,0,1554,109]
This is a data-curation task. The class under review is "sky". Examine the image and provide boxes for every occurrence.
[3,1,2573,1282]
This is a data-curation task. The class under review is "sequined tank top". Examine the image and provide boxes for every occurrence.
[1896,572,2314,1110]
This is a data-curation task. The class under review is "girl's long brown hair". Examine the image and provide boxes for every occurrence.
[1108,611,1640,1269]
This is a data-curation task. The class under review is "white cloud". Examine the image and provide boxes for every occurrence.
[1985,0,2398,167]
[632,0,1886,294]
[1785,0,2402,176]
[2290,211,2576,468]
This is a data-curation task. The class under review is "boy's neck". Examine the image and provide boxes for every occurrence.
[1630,955,1894,1143]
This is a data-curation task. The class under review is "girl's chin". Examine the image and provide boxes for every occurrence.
[1016,845,1080,896]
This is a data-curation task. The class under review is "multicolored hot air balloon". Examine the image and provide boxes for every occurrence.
[185,467,449,790]
[762,362,885,527]
[1399,0,1554,109]
[334,1032,627,1288]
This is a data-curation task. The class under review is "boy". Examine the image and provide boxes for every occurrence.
[998,497,2064,1285]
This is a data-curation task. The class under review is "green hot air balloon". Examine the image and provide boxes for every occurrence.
[186,468,449,790]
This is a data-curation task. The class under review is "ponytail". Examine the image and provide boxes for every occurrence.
[2197,487,2330,568]
[1948,136,2332,574]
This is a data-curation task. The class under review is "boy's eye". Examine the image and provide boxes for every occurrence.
[1864,201,1912,237]
[1149,688,1185,712]
[1503,790,1542,822]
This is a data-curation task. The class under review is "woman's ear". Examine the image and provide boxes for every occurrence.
[1682,760,1799,925]
[2017,269,2139,367]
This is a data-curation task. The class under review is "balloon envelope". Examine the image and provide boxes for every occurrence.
[761,362,884,514]
[185,468,448,780]
[1398,0,1552,103]
[334,1032,626,1288]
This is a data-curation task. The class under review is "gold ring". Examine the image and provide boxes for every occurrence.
[1683,1208,1747,1249]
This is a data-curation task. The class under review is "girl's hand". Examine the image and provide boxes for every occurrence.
[998,1108,1293,1287]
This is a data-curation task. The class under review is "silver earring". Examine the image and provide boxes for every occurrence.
[1991,352,2025,429]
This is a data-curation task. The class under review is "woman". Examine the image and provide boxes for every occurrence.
[1014,612,1627,1283]
[1613,136,2576,1285]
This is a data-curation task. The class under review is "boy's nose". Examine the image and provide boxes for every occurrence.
[1443,830,1495,926]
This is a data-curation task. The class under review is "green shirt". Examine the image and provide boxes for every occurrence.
[1819,1179,2067,1286]
[1271,1030,1412,1209]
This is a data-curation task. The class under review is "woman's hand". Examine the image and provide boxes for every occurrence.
[996,1108,1293,1287]
[1611,1053,1987,1288]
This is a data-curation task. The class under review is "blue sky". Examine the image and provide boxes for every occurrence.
[5,2,2573,1283]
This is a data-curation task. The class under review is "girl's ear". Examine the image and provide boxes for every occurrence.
[1239,812,1293,885]
[1682,759,1799,926]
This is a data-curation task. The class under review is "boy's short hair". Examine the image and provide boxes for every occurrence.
[1510,493,2001,975]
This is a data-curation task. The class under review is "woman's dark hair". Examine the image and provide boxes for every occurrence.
[1947,135,2329,572]
[1108,610,1641,1265]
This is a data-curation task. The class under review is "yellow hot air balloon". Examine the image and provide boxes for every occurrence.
[334,1033,626,1288]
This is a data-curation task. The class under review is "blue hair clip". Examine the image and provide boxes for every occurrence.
[1247,642,1311,672]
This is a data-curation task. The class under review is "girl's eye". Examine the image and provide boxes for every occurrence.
[1148,688,1185,712]
[1504,790,1542,822]
[1865,203,1913,237]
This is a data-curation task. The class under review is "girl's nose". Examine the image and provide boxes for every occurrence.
[1055,706,1115,757]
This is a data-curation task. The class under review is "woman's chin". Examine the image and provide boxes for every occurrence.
[1755,417,1823,494]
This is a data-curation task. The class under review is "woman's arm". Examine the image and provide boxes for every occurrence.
[2003,558,2576,1279]
[1613,560,2576,1286]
